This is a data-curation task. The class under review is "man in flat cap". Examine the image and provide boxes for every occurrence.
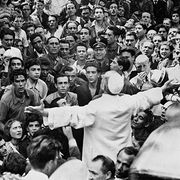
[91,36,110,74]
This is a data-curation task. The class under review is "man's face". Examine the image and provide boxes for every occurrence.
[89,160,106,180]
[60,43,70,58]
[41,65,50,78]
[94,8,104,21]
[80,28,90,42]
[47,38,60,54]
[135,58,150,73]
[0,139,7,158]
[76,46,87,61]
[35,1,44,13]
[135,24,145,38]
[86,66,99,84]
[32,36,44,53]
[131,111,148,129]
[106,29,116,45]
[66,3,76,16]
[22,4,31,17]
[35,27,45,38]
[13,17,23,29]
[65,35,75,48]
[67,22,78,35]
[94,47,106,60]
[125,35,136,48]
[27,121,41,136]
[56,76,69,95]
[158,27,167,40]
[116,151,135,179]
[109,3,118,16]
[110,57,120,72]
[81,8,90,18]
[163,19,171,29]
[2,34,14,49]
[141,41,154,57]
[48,16,57,29]
[152,35,162,47]
[27,65,41,81]
[65,70,76,85]
[13,75,26,94]
[0,47,5,65]
[26,27,35,38]
[11,59,22,70]
[121,51,134,66]
[141,12,151,24]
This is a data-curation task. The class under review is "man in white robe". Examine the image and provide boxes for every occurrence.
[26,71,177,167]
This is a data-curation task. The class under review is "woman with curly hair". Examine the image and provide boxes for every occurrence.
[157,41,174,69]
[4,119,23,154]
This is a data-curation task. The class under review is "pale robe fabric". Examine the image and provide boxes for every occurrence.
[49,159,89,180]
[44,88,163,167]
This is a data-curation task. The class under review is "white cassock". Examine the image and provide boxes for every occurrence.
[43,88,163,167]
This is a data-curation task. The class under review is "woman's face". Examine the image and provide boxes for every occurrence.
[160,44,171,59]
[10,121,23,140]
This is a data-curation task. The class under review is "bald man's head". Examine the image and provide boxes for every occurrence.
[135,54,151,73]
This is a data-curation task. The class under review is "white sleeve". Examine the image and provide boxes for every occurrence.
[43,104,96,129]
[130,87,163,115]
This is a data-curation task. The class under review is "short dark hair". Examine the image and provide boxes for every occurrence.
[2,152,26,176]
[75,42,87,50]
[25,58,41,70]
[79,27,91,35]
[120,47,136,57]
[135,22,148,30]
[107,26,121,36]
[126,31,138,41]
[0,28,15,40]
[46,36,60,44]
[117,56,131,72]
[9,57,24,68]
[92,155,115,178]
[30,32,43,44]
[59,39,69,46]
[38,57,51,66]
[25,113,43,129]
[27,135,62,170]
[117,146,138,157]
[9,68,27,83]
[54,73,69,84]
[155,24,168,33]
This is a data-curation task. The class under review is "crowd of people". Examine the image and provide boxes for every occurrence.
[0,0,179,179]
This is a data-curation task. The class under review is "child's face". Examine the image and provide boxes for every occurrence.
[13,17,23,29]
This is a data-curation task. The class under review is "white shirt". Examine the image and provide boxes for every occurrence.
[43,88,163,167]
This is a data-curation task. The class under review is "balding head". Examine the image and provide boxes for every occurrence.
[135,54,151,73]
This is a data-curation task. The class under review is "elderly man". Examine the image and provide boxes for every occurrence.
[26,71,176,167]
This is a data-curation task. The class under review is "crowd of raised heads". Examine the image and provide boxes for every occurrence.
[0,0,179,179]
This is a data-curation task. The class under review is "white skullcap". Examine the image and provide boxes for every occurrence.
[105,71,124,95]
[4,47,23,60]
[49,159,89,180]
